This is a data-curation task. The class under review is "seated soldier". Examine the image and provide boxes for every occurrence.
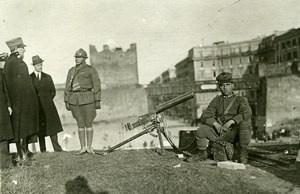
[186,72,252,163]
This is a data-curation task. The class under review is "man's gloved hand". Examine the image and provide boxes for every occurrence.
[95,101,101,109]
[213,122,223,134]
[222,120,236,132]
[65,102,70,111]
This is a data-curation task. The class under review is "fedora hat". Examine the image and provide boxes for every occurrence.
[32,55,44,65]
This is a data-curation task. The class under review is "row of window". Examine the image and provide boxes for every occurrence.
[277,37,300,50]
[200,45,258,58]
[200,57,253,67]
[277,50,298,62]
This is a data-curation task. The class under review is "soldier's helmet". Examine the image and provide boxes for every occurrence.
[216,72,233,84]
[74,48,88,58]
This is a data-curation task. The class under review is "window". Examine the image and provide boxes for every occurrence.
[276,44,279,51]
[249,56,252,63]
[281,42,286,50]
[213,71,216,77]
[249,66,253,74]
[293,51,298,59]
[287,52,292,60]
[293,39,297,46]
[212,61,215,66]
[287,40,291,48]
[201,61,203,67]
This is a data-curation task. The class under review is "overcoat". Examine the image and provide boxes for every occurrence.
[3,53,39,142]
[30,72,63,136]
[0,69,14,141]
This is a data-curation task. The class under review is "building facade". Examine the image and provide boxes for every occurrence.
[274,28,300,74]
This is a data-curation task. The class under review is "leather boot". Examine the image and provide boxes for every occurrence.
[239,146,248,164]
[86,129,94,154]
[186,150,207,163]
[77,129,86,155]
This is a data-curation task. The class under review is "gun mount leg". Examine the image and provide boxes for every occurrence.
[157,127,165,155]
[105,130,149,153]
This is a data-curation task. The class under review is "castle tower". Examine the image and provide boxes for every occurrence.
[89,43,139,89]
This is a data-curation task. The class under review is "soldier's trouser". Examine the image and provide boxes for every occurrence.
[195,121,251,150]
[70,103,96,128]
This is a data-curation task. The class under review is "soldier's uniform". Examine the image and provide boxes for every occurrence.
[188,72,252,163]
[64,48,101,155]
[64,61,101,128]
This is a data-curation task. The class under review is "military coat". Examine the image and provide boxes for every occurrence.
[200,94,252,127]
[3,53,39,142]
[0,69,14,141]
[64,62,101,105]
[30,72,63,136]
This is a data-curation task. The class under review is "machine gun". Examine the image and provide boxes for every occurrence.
[104,90,195,155]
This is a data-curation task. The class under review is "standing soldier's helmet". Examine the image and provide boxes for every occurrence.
[74,48,88,58]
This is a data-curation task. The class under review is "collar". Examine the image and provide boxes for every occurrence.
[34,71,42,76]
[75,61,88,71]
[221,93,235,99]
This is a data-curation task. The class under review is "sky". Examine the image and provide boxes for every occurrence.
[1,0,300,85]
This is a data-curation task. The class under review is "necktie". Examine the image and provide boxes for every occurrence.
[37,73,40,80]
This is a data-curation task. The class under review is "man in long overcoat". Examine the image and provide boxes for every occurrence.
[0,53,14,169]
[3,37,39,163]
[30,55,63,152]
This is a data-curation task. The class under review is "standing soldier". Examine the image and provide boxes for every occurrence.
[30,55,64,152]
[186,72,252,163]
[0,52,14,169]
[3,37,39,164]
[64,48,101,154]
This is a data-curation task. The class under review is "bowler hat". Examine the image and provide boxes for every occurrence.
[0,53,8,62]
[6,37,27,52]
[216,72,233,84]
[32,55,44,65]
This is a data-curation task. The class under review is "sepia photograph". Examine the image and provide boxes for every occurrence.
[0,0,300,193]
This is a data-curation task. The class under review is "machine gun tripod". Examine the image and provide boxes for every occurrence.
[104,91,195,155]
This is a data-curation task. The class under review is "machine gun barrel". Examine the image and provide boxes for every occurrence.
[124,91,195,131]
[155,91,195,114]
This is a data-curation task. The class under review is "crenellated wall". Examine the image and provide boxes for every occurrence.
[89,44,139,89]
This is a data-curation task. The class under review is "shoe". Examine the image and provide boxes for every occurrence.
[26,151,35,158]
[86,147,95,154]
[76,147,87,155]
[186,150,207,163]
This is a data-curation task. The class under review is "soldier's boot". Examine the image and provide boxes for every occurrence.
[86,128,95,154]
[77,129,87,155]
[239,146,248,164]
[186,150,207,163]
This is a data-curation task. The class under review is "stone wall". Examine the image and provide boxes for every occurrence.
[54,85,148,125]
[89,44,139,89]
[265,75,300,133]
